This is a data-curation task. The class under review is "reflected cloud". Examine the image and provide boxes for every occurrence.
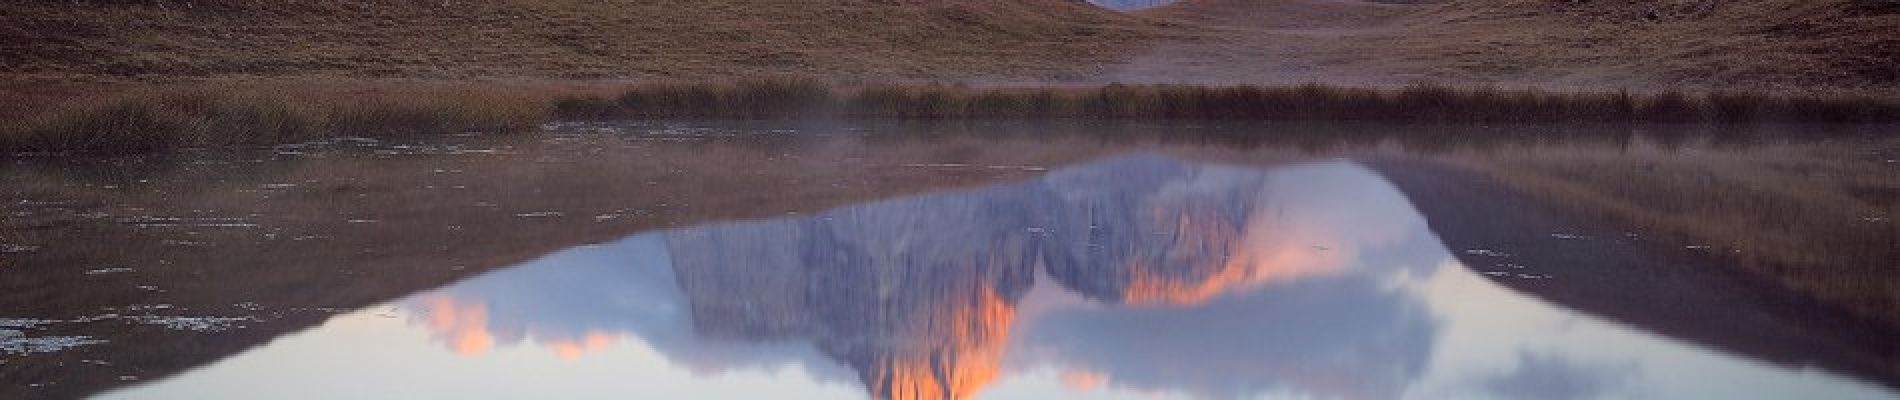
[1019,278,1437,399]
[1060,369,1109,391]
[397,234,860,382]
[414,295,496,356]
[544,332,618,360]
[1483,352,1640,400]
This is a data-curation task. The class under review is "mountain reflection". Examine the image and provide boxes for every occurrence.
[397,156,1439,399]
[108,155,1899,400]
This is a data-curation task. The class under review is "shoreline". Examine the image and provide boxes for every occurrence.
[5,79,1897,155]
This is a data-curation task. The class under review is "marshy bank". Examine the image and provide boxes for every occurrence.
[4,80,1899,155]
[0,84,553,155]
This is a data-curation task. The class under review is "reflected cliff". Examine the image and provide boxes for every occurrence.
[102,156,1899,400]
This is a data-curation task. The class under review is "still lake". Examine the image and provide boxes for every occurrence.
[3,122,1896,399]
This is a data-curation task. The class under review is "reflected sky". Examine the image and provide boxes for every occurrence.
[98,157,1900,400]
[1089,0,1175,11]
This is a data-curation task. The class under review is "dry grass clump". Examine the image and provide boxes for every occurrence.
[0,85,546,154]
[1,90,318,153]
[324,91,546,137]
[614,79,836,118]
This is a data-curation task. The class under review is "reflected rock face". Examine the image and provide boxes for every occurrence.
[387,155,1439,400]
[380,156,1451,399]
[663,170,1048,399]
[1036,156,1266,305]
[646,155,1426,399]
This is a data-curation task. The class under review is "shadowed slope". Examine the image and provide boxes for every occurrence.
[1372,158,1900,391]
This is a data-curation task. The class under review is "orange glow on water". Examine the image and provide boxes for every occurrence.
[414,295,620,360]
[420,295,497,356]
[868,288,1014,400]
[1060,369,1108,391]
[545,332,618,360]
[1122,203,1348,306]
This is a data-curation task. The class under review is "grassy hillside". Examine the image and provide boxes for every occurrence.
[1135,0,1900,91]
[1404,0,1900,89]
[0,0,1162,82]
[2,0,1895,91]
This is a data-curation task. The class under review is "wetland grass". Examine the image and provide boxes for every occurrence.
[0,85,549,155]
[558,80,1900,123]
[6,80,1897,154]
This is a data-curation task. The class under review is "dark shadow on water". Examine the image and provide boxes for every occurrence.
[1373,159,1900,390]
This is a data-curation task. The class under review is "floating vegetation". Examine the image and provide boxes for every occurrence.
[118,216,259,229]
[125,316,254,332]
[0,319,57,329]
[110,304,176,312]
[1463,249,1512,258]
[83,267,135,275]
[0,318,107,355]
[0,330,106,355]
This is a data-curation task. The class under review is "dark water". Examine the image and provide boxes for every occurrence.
[2,122,1896,399]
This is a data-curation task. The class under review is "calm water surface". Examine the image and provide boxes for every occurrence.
[2,122,1896,399]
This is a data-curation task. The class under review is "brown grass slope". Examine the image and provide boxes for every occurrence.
[1136,0,1900,91]
[1410,0,1900,89]
[0,0,1162,82]
[1147,0,1416,29]
[4,0,1896,90]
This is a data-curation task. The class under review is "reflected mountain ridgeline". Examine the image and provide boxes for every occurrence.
[103,156,1900,400]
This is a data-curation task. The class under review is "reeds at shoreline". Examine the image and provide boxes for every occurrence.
[0,86,548,154]
[4,79,1897,154]
[557,79,1900,122]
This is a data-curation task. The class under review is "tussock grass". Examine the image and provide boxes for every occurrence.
[4,91,319,153]
[325,92,546,137]
[1,85,548,154]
